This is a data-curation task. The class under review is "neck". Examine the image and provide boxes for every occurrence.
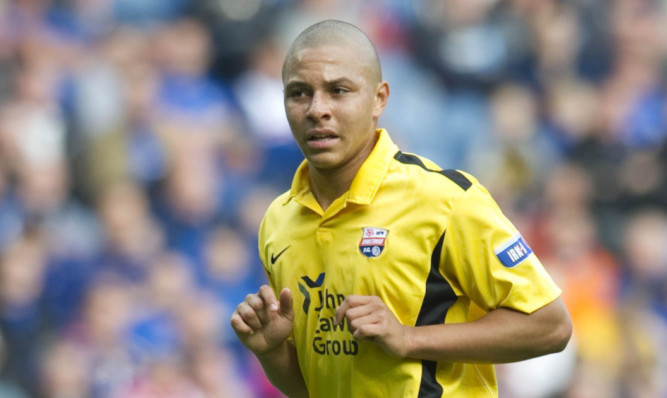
[309,131,379,212]
[309,168,352,212]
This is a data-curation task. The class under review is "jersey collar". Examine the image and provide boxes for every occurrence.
[287,129,397,209]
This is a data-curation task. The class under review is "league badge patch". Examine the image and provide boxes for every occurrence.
[494,233,533,268]
[359,227,388,258]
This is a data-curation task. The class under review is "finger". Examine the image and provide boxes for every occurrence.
[352,323,380,341]
[342,295,368,306]
[236,302,263,330]
[230,312,254,335]
[348,312,379,333]
[278,288,294,319]
[247,293,272,325]
[250,286,277,325]
[335,299,351,325]
[257,285,279,312]
[344,303,376,322]
[335,295,371,325]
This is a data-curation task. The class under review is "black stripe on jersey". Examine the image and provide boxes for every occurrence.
[416,231,457,397]
[394,151,472,191]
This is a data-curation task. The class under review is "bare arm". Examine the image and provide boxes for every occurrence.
[404,297,571,363]
[231,286,308,397]
[255,339,307,397]
[335,295,572,363]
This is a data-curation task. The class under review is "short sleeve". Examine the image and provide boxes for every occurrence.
[257,213,276,290]
[441,183,561,314]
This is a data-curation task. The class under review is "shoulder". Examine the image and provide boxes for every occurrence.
[390,150,478,195]
[261,190,292,225]
[257,190,292,259]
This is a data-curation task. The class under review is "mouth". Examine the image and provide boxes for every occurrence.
[306,130,339,148]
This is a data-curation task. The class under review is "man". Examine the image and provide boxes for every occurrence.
[230,20,572,397]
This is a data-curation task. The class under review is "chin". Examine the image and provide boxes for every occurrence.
[306,154,342,171]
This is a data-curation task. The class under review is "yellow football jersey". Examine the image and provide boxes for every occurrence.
[259,129,561,397]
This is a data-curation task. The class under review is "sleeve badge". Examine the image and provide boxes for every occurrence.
[494,233,533,268]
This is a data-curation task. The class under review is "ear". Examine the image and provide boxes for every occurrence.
[372,81,390,120]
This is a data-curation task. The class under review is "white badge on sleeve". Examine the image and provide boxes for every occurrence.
[494,233,533,268]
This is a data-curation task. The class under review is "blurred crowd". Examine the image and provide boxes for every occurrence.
[0,0,665,397]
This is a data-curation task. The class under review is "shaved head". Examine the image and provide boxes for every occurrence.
[282,20,382,84]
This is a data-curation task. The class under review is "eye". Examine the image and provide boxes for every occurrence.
[287,89,304,98]
[332,87,348,95]
[285,85,311,99]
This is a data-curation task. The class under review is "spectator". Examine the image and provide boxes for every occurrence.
[187,345,255,398]
[94,180,164,284]
[0,231,49,396]
[0,327,29,398]
[66,277,137,398]
[232,35,302,190]
[40,339,91,398]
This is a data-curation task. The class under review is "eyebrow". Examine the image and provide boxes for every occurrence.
[284,77,357,90]
[284,81,308,91]
[326,77,355,86]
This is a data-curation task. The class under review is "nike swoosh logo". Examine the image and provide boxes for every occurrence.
[270,245,290,265]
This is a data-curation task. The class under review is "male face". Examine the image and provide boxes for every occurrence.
[283,43,388,174]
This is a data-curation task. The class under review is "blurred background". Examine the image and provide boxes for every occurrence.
[0,0,665,397]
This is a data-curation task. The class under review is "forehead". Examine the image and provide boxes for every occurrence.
[284,44,371,83]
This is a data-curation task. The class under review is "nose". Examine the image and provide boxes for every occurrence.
[306,91,331,120]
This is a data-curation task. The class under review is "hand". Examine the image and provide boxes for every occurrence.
[334,295,410,358]
[230,285,295,355]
